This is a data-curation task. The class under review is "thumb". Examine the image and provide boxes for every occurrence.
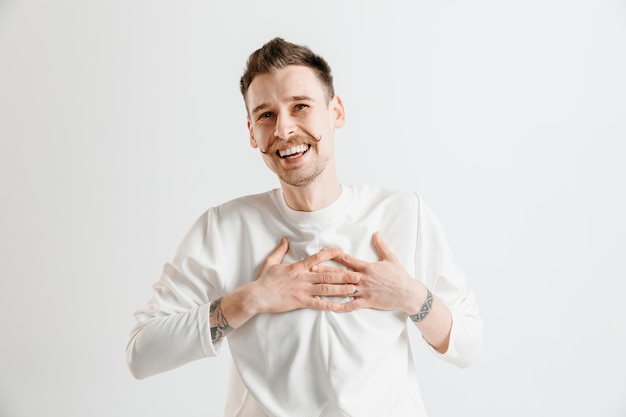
[372,231,395,261]
[265,237,289,265]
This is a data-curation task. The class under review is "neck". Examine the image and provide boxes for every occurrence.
[280,168,342,212]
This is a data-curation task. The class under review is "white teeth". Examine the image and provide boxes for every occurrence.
[278,144,309,157]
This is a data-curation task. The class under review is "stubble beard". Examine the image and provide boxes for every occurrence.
[277,154,329,187]
[264,133,326,187]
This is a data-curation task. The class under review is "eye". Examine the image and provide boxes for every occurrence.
[259,111,274,120]
[294,103,308,111]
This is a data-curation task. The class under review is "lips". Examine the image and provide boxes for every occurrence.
[277,144,311,158]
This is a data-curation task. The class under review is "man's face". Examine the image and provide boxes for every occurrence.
[246,65,345,187]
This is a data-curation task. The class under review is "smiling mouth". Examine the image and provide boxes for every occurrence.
[277,144,311,159]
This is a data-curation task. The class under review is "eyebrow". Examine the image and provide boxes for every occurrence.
[251,95,315,116]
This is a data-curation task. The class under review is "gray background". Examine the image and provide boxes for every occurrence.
[1,0,625,415]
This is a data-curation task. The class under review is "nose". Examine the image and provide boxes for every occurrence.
[274,112,296,139]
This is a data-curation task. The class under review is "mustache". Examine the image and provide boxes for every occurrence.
[260,134,322,154]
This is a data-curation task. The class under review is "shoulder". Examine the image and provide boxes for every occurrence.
[184,189,279,237]
[199,189,280,220]
[348,184,421,210]
[174,190,280,257]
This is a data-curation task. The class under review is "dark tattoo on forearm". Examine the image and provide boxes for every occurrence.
[409,289,433,323]
[210,297,233,343]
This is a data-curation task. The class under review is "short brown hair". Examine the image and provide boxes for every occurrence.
[240,37,335,105]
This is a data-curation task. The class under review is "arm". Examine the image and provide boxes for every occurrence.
[126,262,220,379]
[128,232,359,379]
[412,197,482,367]
[210,237,360,344]
[328,196,482,367]
[329,231,453,353]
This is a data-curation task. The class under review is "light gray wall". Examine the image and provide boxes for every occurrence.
[1,0,625,415]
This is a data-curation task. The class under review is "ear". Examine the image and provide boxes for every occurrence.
[331,95,346,128]
[247,118,258,148]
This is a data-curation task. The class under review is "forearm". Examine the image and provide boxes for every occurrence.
[210,282,261,344]
[127,304,215,379]
[404,280,482,366]
[128,288,254,379]
[403,281,452,353]
[409,291,453,353]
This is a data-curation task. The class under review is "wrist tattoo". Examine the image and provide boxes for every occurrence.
[210,297,233,343]
[409,289,433,323]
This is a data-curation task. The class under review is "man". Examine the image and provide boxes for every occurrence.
[127,37,482,416]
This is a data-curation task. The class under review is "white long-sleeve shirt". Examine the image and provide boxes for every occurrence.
[127,185,482,416]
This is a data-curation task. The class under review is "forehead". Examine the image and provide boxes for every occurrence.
[246,65,326,110]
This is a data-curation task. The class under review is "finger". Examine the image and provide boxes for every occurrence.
[314,283,358,297]
[301,247,343,270]
[372,231,397,261]
[332,298,365,313]
[310,264,347,273]
[264,237,289,265]
[313,269,360,284]
[306,298,342,312]
[332,251,367,271]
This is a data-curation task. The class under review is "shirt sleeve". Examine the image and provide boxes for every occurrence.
[126,209,226,379]
[414,194,483,368]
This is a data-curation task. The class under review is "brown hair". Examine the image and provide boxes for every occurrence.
[240,37,335,105]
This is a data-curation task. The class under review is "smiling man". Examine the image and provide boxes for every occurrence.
[127,38,483,416]
[248,64,342,194]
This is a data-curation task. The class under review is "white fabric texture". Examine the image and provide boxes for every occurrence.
[127,185,482,416]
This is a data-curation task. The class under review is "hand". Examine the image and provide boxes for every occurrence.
[249,237,360,314]
[325,231,424,314]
